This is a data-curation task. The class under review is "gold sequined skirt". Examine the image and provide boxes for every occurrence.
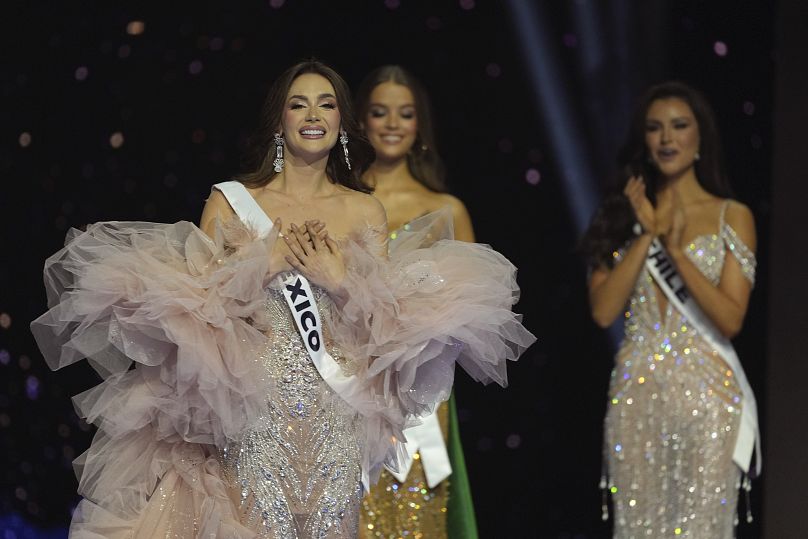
[359,402,450,539]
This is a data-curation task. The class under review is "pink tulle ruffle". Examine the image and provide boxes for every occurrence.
[30,209,535,535]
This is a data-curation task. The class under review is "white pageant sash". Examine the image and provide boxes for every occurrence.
[213,181,374,487]
[281,272,371,489]
[645,237,761,476]
[280,273,359,398]
[214,181,455,489]
[387,408,452,487]
[212,181,274,239]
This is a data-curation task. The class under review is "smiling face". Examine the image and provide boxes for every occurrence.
[281,73,341,162]
[364,81,418,164]
[644,97,701,180]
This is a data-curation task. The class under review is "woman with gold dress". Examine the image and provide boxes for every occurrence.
[355,65,478,539]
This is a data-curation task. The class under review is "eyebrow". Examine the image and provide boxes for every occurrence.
[645,116,692,123]
[288,93,336,101]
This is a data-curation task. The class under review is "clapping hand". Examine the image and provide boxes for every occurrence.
[624,176,656,235]
[281,220,346,294]
[663,190,686,251]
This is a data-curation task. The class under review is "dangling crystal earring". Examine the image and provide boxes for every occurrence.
[339,128,351,170]
[273,133,285,172]
[694,151,701,161]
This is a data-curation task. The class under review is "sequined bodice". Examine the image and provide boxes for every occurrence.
[683,223,756,285]
[219,273,363,539]
[684,233,726,285]
[259,277,353,418]
[620,219,756,387]
[605,203,757,538]
[623,214,756,338]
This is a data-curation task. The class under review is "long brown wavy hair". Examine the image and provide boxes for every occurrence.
[237,60,375,193]
[355,65,447,193]
[580,81,733,269]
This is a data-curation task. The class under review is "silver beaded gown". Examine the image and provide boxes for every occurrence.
[604,201,756,538]
[218,277,364,538]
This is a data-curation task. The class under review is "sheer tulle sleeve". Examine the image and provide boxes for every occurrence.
[31,219,277,447]
[327,207,535,428]
[30,218,274,537]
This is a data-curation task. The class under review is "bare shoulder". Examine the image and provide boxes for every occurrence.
[343,189,388,227]
[434,192,475,242]
[724,199,756,249]
[725,199,754,221]
[200,188,236,236]
[435,192,469,214]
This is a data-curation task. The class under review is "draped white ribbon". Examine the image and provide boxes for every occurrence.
[213,181,274,238]
[280,272,371,489]
[645,237,761,476]
[387,408,452,488]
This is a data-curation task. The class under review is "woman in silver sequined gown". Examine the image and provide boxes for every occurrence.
[217,281,365,537]
[581,82,759,538]
[31,61,535,539]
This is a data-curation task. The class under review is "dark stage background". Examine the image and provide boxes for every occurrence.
[0,1,777,537]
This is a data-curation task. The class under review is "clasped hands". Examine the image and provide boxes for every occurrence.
[624,176,686,252]
[277,218,346,295]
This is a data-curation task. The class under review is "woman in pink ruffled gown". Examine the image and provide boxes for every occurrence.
[31,60,535,538]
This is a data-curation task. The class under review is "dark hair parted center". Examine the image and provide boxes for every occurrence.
[355,65,447,193]
[580,81,732,269]
[238,59,375,193]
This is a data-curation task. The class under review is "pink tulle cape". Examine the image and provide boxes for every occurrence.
[30,209,535,536]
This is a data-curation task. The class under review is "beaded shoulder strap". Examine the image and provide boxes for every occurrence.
[719,199,731,227]
[212,181,274,239]
[719,200,757,285]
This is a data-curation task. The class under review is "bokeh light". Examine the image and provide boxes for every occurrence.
[189,60,204,75]
[126,20,145,35]
[109,132,125,148]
